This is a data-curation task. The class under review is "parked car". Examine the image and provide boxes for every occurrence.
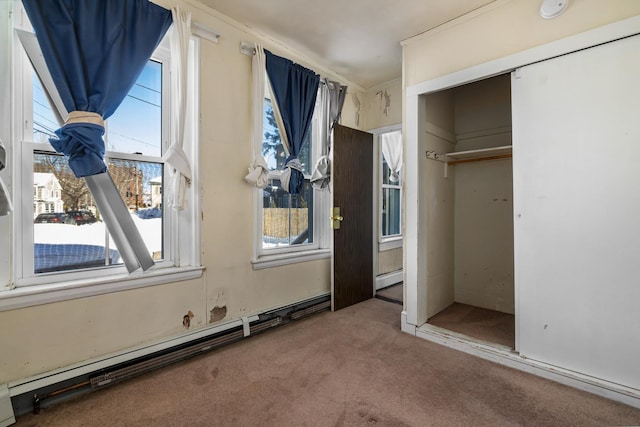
[34,212,72,224]
[134,207,162,219]
[66,210,98,225]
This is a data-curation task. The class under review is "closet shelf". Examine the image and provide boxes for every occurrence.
[446,145,512,165]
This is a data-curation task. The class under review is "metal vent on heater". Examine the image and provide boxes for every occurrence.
[91,329,245,389]
[290,300,330,320]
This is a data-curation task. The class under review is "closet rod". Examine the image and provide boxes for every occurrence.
[447,153,512,165]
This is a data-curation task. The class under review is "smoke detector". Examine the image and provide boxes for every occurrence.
[540,0,568,19]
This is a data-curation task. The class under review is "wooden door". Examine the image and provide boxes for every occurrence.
[331,125,373,311]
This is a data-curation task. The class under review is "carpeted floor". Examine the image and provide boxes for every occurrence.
[15,298,640,426]
[428,302,515,348]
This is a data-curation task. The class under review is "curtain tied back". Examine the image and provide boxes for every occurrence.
[265,50,319,194]
[23,0,173,178]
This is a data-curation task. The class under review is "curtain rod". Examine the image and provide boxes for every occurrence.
[192,21,220,44]
[239,41,341,87]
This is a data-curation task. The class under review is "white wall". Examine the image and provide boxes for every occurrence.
[512,34,640,390]
[403,0,640,87]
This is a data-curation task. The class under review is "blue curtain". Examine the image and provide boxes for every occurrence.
[22,0,173,177]
[265,50,320,194]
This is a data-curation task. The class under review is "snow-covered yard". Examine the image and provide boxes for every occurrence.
[34,213,162,272]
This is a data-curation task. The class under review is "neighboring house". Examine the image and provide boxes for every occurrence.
[149,176,162,209]
[32,172,63,217]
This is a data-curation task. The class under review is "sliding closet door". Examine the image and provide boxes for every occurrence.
[512,34,640,389]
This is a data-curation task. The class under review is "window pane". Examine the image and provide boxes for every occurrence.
[33,152,164,273]
[262,179,313,248]
[382,156,395,185]
[382,188,401,237]
[298,130,312,175]
[107,61,162,156]
[106,159,164,261]
[263,98,285,170]
[33,152,122,273]
[263,98,313,174]
[32,74,58,143]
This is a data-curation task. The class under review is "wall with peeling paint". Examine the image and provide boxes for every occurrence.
[363,79,402,131]
[363,79,404,279]
[0,0,364,385]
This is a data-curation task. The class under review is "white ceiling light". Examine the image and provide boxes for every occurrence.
[540,0,568,19]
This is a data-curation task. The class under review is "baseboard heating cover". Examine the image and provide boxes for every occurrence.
[8,293,330,417]
[375,270,403,290]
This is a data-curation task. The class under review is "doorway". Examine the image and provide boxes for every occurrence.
[372,126,404,306]
[422,74,515,349]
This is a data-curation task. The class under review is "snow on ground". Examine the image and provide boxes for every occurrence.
[34,214,162,255]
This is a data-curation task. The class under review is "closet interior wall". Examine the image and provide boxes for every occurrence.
[424,74,513,319]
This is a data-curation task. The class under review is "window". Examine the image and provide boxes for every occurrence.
[381,156,401,237]
[29,58,167,274]
[378,129,402,248]
[7,5,202,295]
[24,54,167,277]
[261,97,314,248]
[254,74,329,266]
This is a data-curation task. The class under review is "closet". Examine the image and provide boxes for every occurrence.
[423,74,514,348]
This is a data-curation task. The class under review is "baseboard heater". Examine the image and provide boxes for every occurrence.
[9,294,331,417]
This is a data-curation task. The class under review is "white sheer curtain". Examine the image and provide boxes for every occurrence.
[0,138,11,215]
[163,6,192,210]
[244,44,270,189]
[381,130,403,182]
[310,82,330,189]
[310,79,347,190]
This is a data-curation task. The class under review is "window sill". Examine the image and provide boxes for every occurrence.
[379,238,403,251]
[252,249,331,270]
[0,266,204,312]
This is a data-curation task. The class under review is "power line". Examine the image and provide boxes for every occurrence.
[134,82,161,94]
[125,93,161,108]
[108,130,157,149]
[33,109,59,128]
[33,119,57,135]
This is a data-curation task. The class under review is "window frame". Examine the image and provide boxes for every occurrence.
[1,3,203,309]
[252,75,330,269]
[374,125,403,252]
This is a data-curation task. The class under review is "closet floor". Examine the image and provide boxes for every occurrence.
[428,303,515,348]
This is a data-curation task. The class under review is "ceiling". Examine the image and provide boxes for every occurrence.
[199,0,496,89]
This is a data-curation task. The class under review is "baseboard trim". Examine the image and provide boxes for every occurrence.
[409,322,640,409]
[401,311,416,335]
[8,293,331,417]
[375,270,403,290]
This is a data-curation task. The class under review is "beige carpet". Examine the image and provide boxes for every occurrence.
[428,302,515,348]
[15,299,640,426]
